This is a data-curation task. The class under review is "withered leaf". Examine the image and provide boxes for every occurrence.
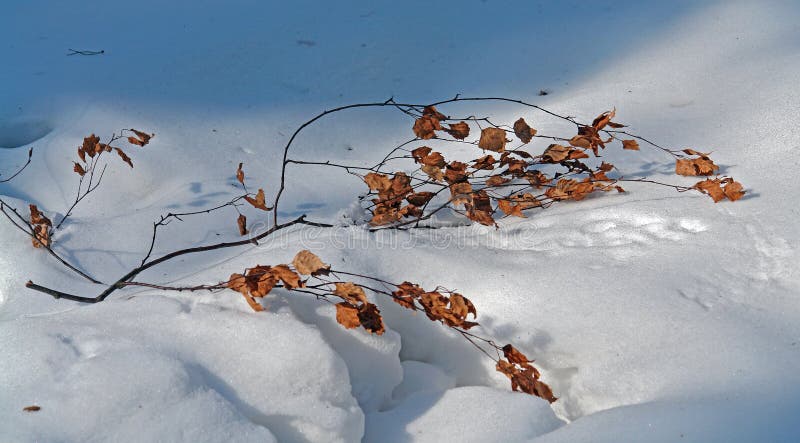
[445,122,470,140]
[358,302,386,335]
[73,162,86,177]
[22,405,41,412]
[622,139,640,151]
[478,127,508,152]
[335,302,361,329]
[245,189,271,211]
[449,182,473,207]
[444,161,469,184]
[591,109,616,130]
[236,163,245,185]
[485,175,510,187]
[498,199,526,218]
[392,281,424,310]
[114,148,133,168]
[364,173,392,192]
[422,105,447,120]
[292,250,330,276]
[675,150,719,176]
[472,155,496,171]
[334,282,367,306]
[723,180,745,201]
[271,264,303,289]
[29,204,52,227]
[693,179,726,202]
[513,118,536,144]
[128,129,153,147]
[406,191,435,206]
[413,115,440,140]
[237,214,248,236]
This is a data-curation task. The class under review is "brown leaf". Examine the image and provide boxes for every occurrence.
[485,175,510,187]
[237,214,248,236]
[73,162,86,177]
[229,273,265,312]
[29,204,52,227]
[22,405,41,412]
[591,109,616,130]
[675,150,719,176]
[541,144,587,163]
[471,155,496,171]
[478,127,507,152]
[292,250,330,276]
[358,303,386,335]
[421,164,444,182]
[413,115,439,140]
[694,179,726,202]
[245,189,271,211]
[445,122,470,140]
[270,264,303,289]
[568,135,592,149]
[449,182,473,207]
[406,192,435,206]
[723,180,745,201]
[364,173,392,192]
[423,105,447,120]
[444,161,469,184]
[335,302,361,329]
[333,282,368,306]
[77,147,86,163]
[114,148,133,168]
[236,163,245,185]
[128,129,153,146]
[81,134,100,158]
[622,139,640,150]
[513,118,536,144]
[392,281,424,310]
[502,344,531,366]
[498,199,526,218]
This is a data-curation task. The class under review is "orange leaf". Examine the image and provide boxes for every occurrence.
[333,282,367,306]
[622,139,640,150]
[245,189,271,211]
[335,302,361,329]
[292,250,330,276]
[128,129,153,147]
[723,180,745,201]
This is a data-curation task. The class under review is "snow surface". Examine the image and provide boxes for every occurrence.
[2,0,800,441]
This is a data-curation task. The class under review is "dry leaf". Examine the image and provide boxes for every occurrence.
[22,405,40,412]
[292,250,330,276]
[128,129,153,146]
[114,148,133,168]
[237,214,248,236]
[236,163,245,185]
[245,189,271,211]
[333,282,368,306]
[73,162,86,177]
[445,122,470,140]
[513,118,536,144]
[478,127,507,152]
[358,303,385,335]
[335,302,361,329]
[723,180,745,201]
[622,139,640,150]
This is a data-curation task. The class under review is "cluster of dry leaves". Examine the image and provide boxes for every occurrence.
[72,129,152,177]
[363,106,744,227]
[225,249,556,402]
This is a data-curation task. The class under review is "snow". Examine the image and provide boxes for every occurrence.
[2,0,800,442]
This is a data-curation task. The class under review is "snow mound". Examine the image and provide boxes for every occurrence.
[0,296,363,443]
